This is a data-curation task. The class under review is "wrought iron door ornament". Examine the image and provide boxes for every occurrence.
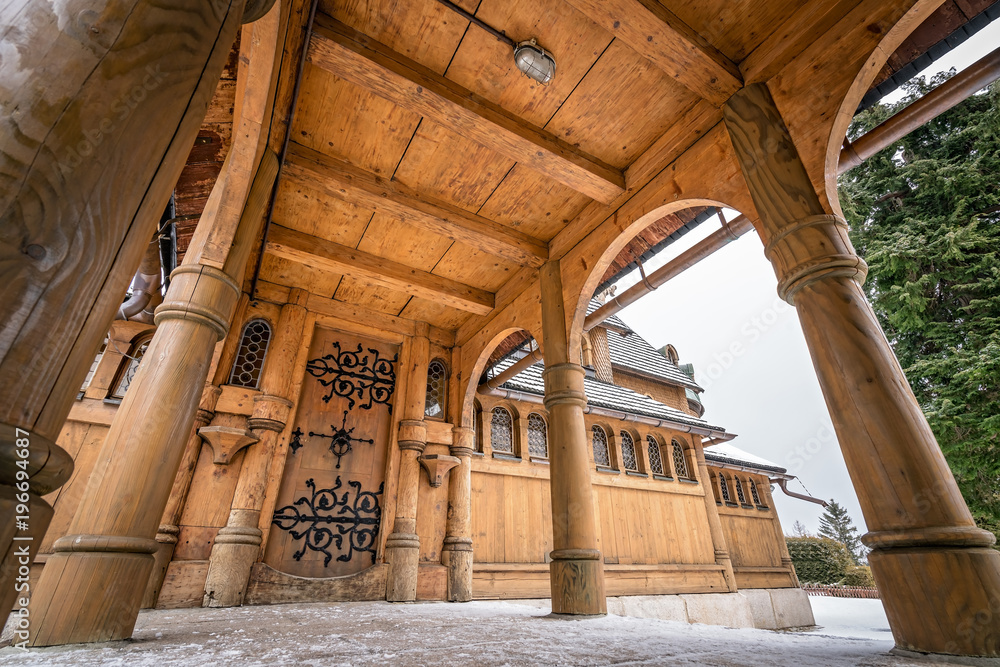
[308,411,375,469]
[272,477,384,566]
[306,342,398,411]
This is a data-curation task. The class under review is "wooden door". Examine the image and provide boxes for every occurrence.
[264,326,398,578]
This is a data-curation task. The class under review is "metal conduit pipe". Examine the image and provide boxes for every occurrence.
[478,348,543,393]
[773,478,829,507]
[839,43,1000,174]
[584,215,755,331]
[478,385,736,441]
[116,233,162,320]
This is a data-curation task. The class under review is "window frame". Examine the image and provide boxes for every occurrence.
[526,412,549,461]
[424,357,449,421]
[489,405,518,459]
[106,332,154,403]
[228,317,273,389]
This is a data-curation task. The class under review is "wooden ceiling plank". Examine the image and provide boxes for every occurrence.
[284,142,548,267]
[266,224,495,315]
[307,14,625,203]
[563,0,743,106]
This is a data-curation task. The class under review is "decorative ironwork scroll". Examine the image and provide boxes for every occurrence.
[288,427,305,455]
[309,411,375,469]
[306,342,398,412]
[272,477,384,567]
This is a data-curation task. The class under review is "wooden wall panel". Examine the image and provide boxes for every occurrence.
[416,443,451,562]
[719,509,785,569]
[470,471,552,564]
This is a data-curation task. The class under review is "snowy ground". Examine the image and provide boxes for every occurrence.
[0,596,953,666]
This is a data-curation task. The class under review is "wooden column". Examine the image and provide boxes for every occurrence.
[693,443,737,592]
[539,261,606,615]
[141,383,222,608]
[385,323,430,601]
[0,0,247,620]
[724,83,1000,658]
[203,290,307,607]
[442,426,474,601]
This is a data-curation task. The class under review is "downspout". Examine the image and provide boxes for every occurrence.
[116,233,162,321]
[772,478,829,507]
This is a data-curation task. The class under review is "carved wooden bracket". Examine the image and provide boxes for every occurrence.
[418,454,461,488]
[198,425,259,465]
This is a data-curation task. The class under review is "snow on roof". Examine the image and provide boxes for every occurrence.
[704,442,788,475]
[587,299,703,392]
[490,355,725,433]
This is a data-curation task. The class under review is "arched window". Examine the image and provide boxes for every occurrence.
[620,431,638,471]
[228,319,271,388]
[108,333,152,401]
[490,407,514,454]
[672,440,689,479]
[592,425,611,468]
[646,435,665,476]
[527,413,548,459]
[735,476,748,505]
[749,478,764,507]
[719,473,732,503]
[474,401,483,453]
[425,359,448,419]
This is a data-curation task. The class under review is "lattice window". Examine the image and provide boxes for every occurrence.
[109,336,151,400]
[592,425,611,467]
[425,359,448,419]
[672,440,689,479]
[229,319,271,388]
[749,479,764,506]
[80,335,108,397]
[647,436,664,475]
[527,413,548,459]
[491,407,514,454]
[719,474,732,503]
[620,431,638,471]
[735,476,748,505]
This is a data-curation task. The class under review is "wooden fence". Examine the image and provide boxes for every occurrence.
[802,584,880,599]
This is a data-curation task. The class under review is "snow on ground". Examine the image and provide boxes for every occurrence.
[0,597,950,666]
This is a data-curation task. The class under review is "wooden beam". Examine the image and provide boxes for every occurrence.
[284,142,548,268]
[265,225,495,315]
[563,0,742,107]
[307,14,624,204]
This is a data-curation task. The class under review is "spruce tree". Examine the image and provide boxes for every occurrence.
[818,500,863,564]
[840,75,1000,541]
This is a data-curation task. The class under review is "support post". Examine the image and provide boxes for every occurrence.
[203,290,308,607]
[724,82,1000,658]
[539,261,606,615]
[0,0,247,622]
[141,383,222,608]
[693,442,738,592]
[385,323,430,601]
[442,426,474,601]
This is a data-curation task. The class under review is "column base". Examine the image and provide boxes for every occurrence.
[871,546,1000,657]
[28,545,156,646]
[203,523,263,608]
[550,549,606,615]
[142,524,180,609]
[385,532,420,602]
[442,537,473,602]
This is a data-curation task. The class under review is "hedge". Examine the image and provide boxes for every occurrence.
[786,537,855,584]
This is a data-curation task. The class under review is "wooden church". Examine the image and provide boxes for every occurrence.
[3,0,1000,658]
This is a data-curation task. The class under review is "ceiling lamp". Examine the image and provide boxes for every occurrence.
[514,39,556,85]
[434,0,556,85]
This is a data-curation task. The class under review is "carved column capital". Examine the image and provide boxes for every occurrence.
[398,419,427,452]
[542,363,587,410]
[762,214,868,303]
[248,394,293,433]
[450,426,475,458]
[154,265,241,340]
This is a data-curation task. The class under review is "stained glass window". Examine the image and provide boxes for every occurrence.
[735,476,748,505]
[425,359,447,419]
[749,479,763,506]
[620,431,638,471]
[592,425,611,467]
[491,407,514,454]
[229,319,271,388]
[647,436,664,475]
[527,413,548,458]
[719,474,732,503]
[109,336,151,400]
[672,440,689,479]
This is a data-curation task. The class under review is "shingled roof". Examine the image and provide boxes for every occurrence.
[703,443,789,475]
[586,299,703,392]
[489,354,724,433]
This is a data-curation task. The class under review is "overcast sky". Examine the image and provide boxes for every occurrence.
[614,30,996,536]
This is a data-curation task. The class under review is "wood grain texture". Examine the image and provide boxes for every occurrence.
[284,142,548,267]
[265,224,495,315]
[307,14,625,203]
